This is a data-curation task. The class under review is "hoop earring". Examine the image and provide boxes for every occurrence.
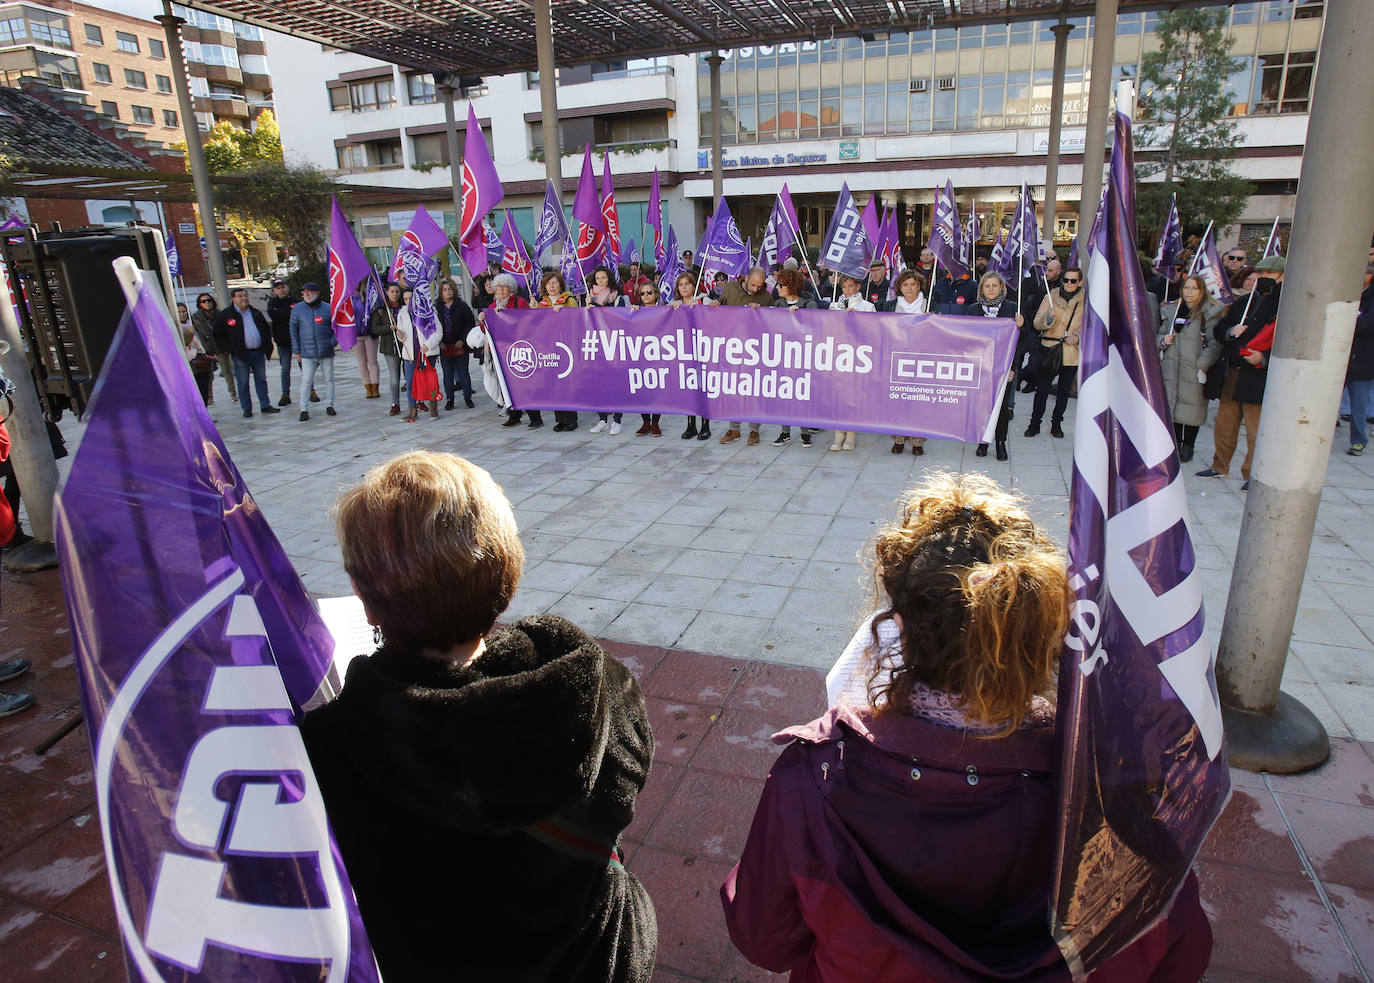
[373,625,383,646]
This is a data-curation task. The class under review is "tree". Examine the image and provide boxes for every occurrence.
[175,109,284,174]
[1135,9,1252,243]
[216,162,336,263]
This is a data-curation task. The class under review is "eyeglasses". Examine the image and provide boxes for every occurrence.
[639,290,655,297]
[1063,277,1082,284]
[1225,254,1246,261]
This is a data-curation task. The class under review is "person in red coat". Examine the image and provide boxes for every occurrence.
[722,473,1212,982]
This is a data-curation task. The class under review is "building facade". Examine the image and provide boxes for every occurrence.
[273,0,1322,265]
[65,2,181,141]
[0,2,81,94]
[168,3,272,133]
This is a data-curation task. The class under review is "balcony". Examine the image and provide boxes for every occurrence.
[528,137,676,162]
[208,93,249,118]
[589,64,673,83]
[203,64,242,85]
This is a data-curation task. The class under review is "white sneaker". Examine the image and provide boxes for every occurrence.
[590,420,608,434]
[609,421,622,435]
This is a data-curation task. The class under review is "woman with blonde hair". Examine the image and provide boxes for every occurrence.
[723,473,1211,982]
[303,451,657,983]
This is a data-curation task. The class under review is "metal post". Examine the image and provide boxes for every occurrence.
[157,2,229,305]
[439,79,467,294]
[1075,0,1118,263]
[1042,20,1074,249]
[1215,0,1374,774]
[708,51,724,204]
[533,0,562,203]
[0,278,58,568]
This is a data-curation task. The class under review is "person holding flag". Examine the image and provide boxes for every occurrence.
[436,277,477,410]
[722,473,1211,981]
[1025,266,1084,439]
[459,105,504,276]
[328,196,378,398]
[928,181,975,313]
[572,145,606,289]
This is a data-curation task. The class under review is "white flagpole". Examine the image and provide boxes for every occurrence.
[1264,215,1280,257]
[1187,220,1213,278]
[776,200,819,289]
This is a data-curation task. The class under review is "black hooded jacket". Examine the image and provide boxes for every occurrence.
[301,615,657,982]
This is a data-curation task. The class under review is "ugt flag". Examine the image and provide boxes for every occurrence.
[164,233,181,278]
[53,281,381,982]
[388,204,449,284]
[657,226,682,297]
[499,208,535,291]
[820,183,871,279]
[533,179,568,261]
[926,180,967,279]
[1152,193,1183,279]
[1192,223,1235,305]
[1051,84,1230,977]
[600,151,621,269]
[1261,217,1283,258]
[460,104,504,274]
[327,196,370,349]
[573,144,605,266]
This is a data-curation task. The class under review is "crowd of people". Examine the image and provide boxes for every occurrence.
[175,239,1374,473]
[300,451,1213,982]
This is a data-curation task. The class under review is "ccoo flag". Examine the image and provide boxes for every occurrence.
[53,280,381,983]
[657,226,682,297]
[1261,216,1283,259]
[1152,193,1183,279]
[758,187,797,270]
[460,105,504,275]
[533,179,568,261]
[699,197,750,278]
[926,180,967,280]
[1051,83,1230,977]
[1192,223,1235,306]
[164,233,181,278]
[327,195,370,349]
[819,183,871,279]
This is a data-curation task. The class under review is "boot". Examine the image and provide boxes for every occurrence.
[405,404,418,422]
[976,443,989,457]
[429,401,439,419]
[389,402,401,416]
[1179,443,1195,463]
[681,417,698,439]
[841,431,856,451]
[697,423,711,440]
[996,441,1009,461]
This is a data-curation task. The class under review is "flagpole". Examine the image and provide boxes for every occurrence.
[777,203,819,293]
[1264,215,1280,257]
[1187,220,1213,278]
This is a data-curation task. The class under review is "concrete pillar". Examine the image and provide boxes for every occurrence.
[0,281,58,569]
[1216,0,1374,773]
[157,1,229,305]
[534,0,562,203]
[708,51,724,204]
[1042,20,1074,248]
[1076,0,1118,264]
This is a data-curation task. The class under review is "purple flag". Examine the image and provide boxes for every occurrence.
[488,306,1017,442]
[657,226,681,296]
[624,235,639,265]
[758,193,794,270]
[860,195,882,264]
[648,168,664,268]
[395,246,437,293]
[408,257,440,339]
[500,208,535,293]
[963,204,979,268]
[361,266,384,325]
[926,180,967,279]
[1066,237,1080,270]
[1152,193,1183,279]
[389,204,450,283]
[600,152,621,269]
[700,197,749,278]
[483,218,503,265]
[54,281,381,982]
[1192,223,1235,305]
[0,213,26,230]
[558,220,586,294]
[988,230,1006,275]
[328,195,370,348]
[533,179,568,261]
[820,183,871,279]
[1051,91,1230,976]
[573,145,605,266]
[1261,217,1283,258]
[460,105,504,274]
[164,232,181,278]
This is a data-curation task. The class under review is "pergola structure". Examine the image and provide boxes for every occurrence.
[161,0,1228,300]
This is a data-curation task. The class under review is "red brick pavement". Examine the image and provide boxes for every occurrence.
[2,568,1371,982]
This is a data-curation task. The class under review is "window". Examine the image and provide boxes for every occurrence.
[116,31,138,53]
[336,138,402,171]
[0,19,25,44]
[156,74,171,93]
[411,132,448,164]
[132,105,154,124]
[333,76,396,112]
[31,19,72,48]
[100,100,118,118]
[149,38,164,58]
[234,22,262,41]
[92,62,112,84]
[84,23,101,44]
[163,108,178,126]
[125,68,147,89]
[407,72,436,104]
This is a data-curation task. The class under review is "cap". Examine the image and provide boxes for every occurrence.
[271,278,286,287]
[1253,256,1285,273]
[301,281,321,292]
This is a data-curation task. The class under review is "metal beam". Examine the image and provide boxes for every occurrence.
[638,0,716,42]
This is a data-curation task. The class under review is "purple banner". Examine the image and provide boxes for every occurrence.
[488,306,1017,443]
[53,282,380,982]
[1051,96,1230,977]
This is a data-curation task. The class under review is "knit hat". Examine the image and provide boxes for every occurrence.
[1253,256,1285,273]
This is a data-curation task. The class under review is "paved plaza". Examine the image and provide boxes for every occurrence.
[1,363,1371,981]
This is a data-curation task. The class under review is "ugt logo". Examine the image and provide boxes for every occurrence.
[506,340,538,379]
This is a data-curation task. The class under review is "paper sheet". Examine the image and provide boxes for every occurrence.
[826,613,901,709]
[316,594,374,682]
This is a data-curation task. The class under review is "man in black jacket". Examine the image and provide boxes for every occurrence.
[1197,255,1283,487]
[265,280,297,406]
[859,260,889,307]
[213,287,280,418]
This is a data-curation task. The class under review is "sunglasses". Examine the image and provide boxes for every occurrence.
[1226,254,1245,260]
[639,290,656,296]
[1063,277,1082,284]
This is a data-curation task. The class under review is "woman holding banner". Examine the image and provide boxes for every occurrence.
[883,270,930,458]
[721,473,1211,982]
[536,271,580,432]
[770,269,822,448]
[827,275,875,451]
[669,272,716,440]
[968,272,1022,462]
[304,451,658,983]
[587,267,630,435]
[481,275,530,427]
[631,281,666,436]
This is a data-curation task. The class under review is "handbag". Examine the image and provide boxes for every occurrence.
[411,354,442,402]
[1032,338,1064,377]
[190,353,217,374]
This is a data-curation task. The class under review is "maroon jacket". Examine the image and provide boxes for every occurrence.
[721,704,1211,982]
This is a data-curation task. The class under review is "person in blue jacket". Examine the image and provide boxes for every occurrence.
[289,282,338,421]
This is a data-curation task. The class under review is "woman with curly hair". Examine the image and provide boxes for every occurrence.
[722,473,1212,982]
